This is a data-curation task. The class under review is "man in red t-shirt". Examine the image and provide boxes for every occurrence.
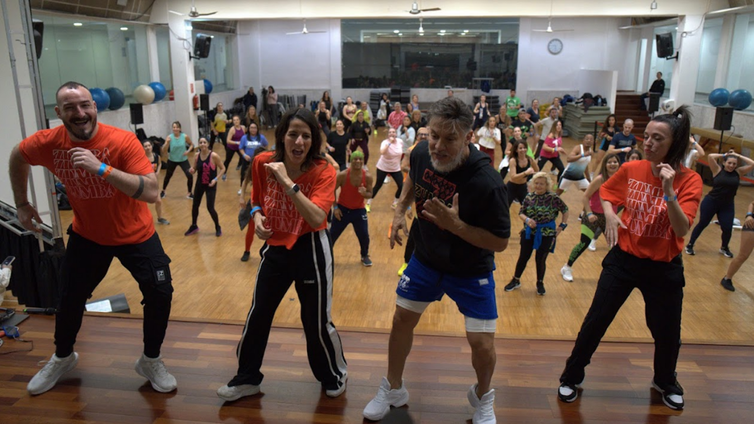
[9,82,176,396]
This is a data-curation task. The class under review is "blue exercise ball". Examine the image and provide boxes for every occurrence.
[708,88,730,107]
[148,82,167,102]
[729,89,752,111]
[105,87,125,110]
[90,88,110,112]
[203,79,213,94]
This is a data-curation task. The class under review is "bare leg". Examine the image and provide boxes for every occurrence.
[155,197,164,220]
[386,305,422,389]
[725,231,754,279]
[467,331,496,396]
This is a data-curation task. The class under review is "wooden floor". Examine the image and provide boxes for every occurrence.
[2,314,754,424]
[4,127,754,345]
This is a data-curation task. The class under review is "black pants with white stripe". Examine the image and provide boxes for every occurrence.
[229,230,347,390]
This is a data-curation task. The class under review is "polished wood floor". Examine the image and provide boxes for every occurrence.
[2,314,754,424]
[5,127,754,345]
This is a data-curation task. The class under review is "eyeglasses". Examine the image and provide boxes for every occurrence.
[418,133,429,138]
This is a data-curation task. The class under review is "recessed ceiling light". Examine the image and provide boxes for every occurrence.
[394,30,399,33]
[73,22,83,27]
[440,29,446,33]
[420,33,424,36]
[463,30,469,33]
[120,27,128,31]
[398,33,403,36]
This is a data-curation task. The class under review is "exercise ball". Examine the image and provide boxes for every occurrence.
[708,88,730,107]
[148,82,167,102]
[133,84,155,105]
[203,79,213,94]
[90,88,110,112]
[105,87,125,110]
[729,89,752,111]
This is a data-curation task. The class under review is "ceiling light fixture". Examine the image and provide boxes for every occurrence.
[651,0,658,10]
[73,22,83,26]
[394,29,400,33]
[120,27,128,31]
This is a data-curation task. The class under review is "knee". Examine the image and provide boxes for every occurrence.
[392,306,422,330]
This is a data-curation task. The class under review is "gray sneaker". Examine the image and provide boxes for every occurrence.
[157,218,170,225]
[27,352,79,395]
[134,354,177,393]
[217,383,260,401]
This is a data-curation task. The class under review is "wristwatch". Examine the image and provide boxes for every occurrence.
[559,223,568,230]
[286,183,300,196]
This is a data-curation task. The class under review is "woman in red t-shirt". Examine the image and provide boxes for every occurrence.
[558,106,702,411]
[217,108,347,402]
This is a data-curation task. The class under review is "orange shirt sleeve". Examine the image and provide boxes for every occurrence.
[676,168,703,227]
[114,130,154,176]
[19,129,56,169]
[599,163,628,208]
[251,152,271,208]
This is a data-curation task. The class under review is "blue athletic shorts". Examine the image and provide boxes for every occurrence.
[396,256,497,320]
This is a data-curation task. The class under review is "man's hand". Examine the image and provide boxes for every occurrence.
[69,147,102,175]
[389,210,409,249]
[333,208,343,221]
[421,193,461,233]
[17,204,42,233]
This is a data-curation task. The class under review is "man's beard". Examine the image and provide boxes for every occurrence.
[430,147,466,173]
[64,115,97,141]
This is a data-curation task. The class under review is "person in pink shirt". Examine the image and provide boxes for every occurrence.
[537,120,566,181]
[387,102,408,130]
[367,128,404,211]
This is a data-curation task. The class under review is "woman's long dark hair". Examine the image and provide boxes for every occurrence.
[650,105,692,170]
[603,114,616,129]
[272,108,323,171]
[600,153,621,182]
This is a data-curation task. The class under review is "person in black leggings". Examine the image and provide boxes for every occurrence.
[686,150,754,257]
[506,139,539,205]
[185,138,226,237]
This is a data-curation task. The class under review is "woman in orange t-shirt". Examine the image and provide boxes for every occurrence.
[217,108,347,402]
[558,106,702,411]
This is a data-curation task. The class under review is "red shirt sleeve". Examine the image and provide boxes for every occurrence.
[676,168,703,226]
[251,152,270,208]
[307,162,336,215]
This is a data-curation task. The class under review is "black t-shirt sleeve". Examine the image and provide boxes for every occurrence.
[478,182,511,239]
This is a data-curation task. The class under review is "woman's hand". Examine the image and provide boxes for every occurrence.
[657,163,676,195]
[526,217,537,229]
[264,162,291,186]
[209,178,217,188]
[254,212,273,240]
[189,167,196,174]
[587,213,598,223]
[243,154,251,161]
[744,215,754,230]
[333,208,343,221]
[604,210,625,248]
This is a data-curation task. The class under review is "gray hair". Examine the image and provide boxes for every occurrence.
[427,97,473,136]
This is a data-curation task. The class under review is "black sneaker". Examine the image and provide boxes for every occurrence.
[720,247,734,258]
[361,256,373,267]
[504,278,520,292]
[720,277,735,292]
[184,225,199,236]
[216,226,222,237]
[160,190,165,198]
[557,383,579,403]
[651,379,684,410]
[684,244,695,255]
[241,251,250,262]
[536,281,546,296]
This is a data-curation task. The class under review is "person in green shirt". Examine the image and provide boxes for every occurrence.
[504,89,521,127]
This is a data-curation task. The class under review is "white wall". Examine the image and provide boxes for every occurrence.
[516,17,638,106]
[237,19,342,100]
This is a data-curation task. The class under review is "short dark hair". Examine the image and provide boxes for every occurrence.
[427,97,473,136]
[55,81,89,105]
[650,105,692,170]
[272,108,323,171]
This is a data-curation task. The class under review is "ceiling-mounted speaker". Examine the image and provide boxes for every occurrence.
[194,34,212,59]
[655,33,674,58]
[32,19,43,59]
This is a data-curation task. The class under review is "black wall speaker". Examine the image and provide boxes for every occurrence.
[193,34,212,59]
[714,106,733,131]
[656,33,674,58]
[32,20,44,59]
[129,103,144,125]
[199,93,210,111]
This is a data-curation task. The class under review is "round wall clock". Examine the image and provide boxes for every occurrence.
[548,38,563,55]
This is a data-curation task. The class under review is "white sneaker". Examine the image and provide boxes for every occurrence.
[27,352,79,395]
[217,383,260,401]
[561,265,574,282]
[237,188,242,195]
[324,372,348,398]
[363,377,410,421]
[588,239,597,251]
[467,384,496,424]
[134,354,177,393]
[384,176,390,184]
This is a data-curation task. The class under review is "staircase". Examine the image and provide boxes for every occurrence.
[614,91,650,138]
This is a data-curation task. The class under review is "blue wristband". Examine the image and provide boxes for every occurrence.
[663,195,678,202]
[97,163,107,176]
[250,206,261,217]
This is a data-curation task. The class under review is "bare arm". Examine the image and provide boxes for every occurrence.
[211,152,226,183]
[566,145,584,163]
[9,146,43,231]
[707,153,722,176]
[361,172,374,199]
[734,152,754,175]
[582,176,604,214]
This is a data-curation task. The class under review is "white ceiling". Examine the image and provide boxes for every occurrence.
[152,0,733,22]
